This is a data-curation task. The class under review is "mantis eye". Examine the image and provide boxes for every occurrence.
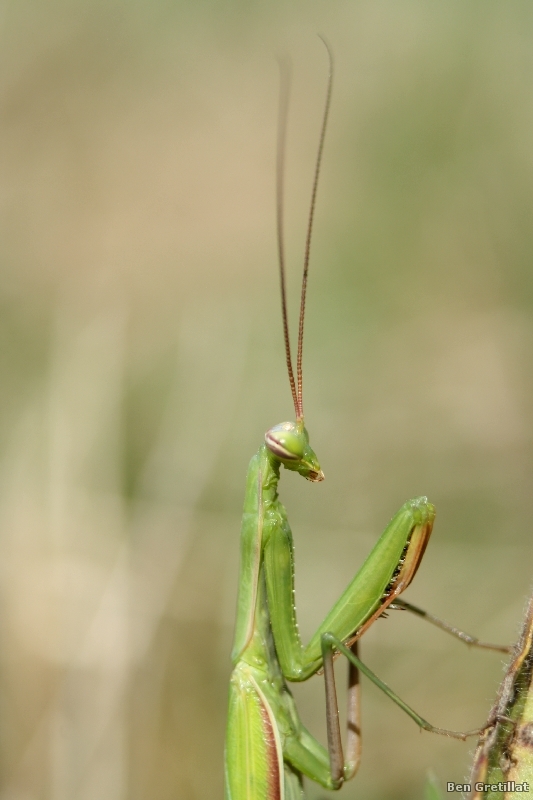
[265,421,305,461]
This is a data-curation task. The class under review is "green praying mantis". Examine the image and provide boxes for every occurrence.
[224,41,510,800]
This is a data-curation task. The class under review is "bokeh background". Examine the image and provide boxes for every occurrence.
[1,2,533,799]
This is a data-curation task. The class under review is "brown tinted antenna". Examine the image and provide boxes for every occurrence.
[276,40,334,422]
[276,56,299,419]
[296,36,334,420]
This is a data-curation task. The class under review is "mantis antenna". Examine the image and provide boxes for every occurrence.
[276,37,334,422]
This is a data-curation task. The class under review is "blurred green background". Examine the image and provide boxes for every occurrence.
[1,2,533,798]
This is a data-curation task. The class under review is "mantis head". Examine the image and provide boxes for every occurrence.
[265,419,324,482]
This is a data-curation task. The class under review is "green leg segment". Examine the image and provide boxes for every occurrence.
[321,632,483,741]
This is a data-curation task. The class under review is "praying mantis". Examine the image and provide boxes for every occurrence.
[224,41,509,800]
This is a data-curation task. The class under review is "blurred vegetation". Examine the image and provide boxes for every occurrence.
[1,2,533,799]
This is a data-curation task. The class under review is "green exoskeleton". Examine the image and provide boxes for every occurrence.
[225,42,509,800]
